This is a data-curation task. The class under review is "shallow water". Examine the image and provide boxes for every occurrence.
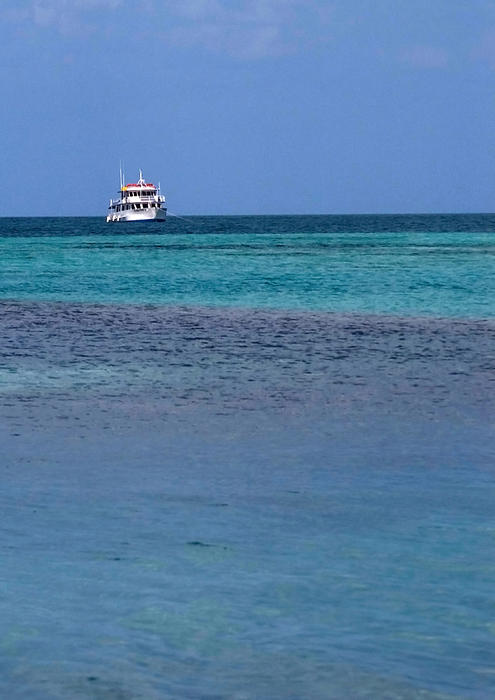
[1,215,495,317]
[1,216,494,698]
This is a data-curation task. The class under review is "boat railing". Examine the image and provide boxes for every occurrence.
[109,195,165,208]
[125,195,160,203]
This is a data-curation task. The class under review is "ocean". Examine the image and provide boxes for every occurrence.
[1,215,494,699]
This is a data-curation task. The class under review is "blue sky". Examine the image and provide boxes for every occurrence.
[1,0,495,215]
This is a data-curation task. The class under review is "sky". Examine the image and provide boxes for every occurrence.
[1,0,495,215]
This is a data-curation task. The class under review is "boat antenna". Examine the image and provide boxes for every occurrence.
[119,160,123,190]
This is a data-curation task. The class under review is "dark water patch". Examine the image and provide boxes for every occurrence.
[73,240,495,256]
[0,300,494,434]
[187,541,214,547]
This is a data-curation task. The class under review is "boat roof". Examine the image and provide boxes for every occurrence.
[122,183,155,189]
[119,169,158,190]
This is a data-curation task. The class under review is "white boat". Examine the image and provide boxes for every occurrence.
[107,169,167,222]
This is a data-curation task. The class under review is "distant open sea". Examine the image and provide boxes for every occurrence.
[1,215,494,699]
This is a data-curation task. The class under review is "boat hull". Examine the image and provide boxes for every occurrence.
[107,207,167,223]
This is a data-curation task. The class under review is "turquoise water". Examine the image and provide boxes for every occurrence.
[1,215,495,316]
[1,216,494,699]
